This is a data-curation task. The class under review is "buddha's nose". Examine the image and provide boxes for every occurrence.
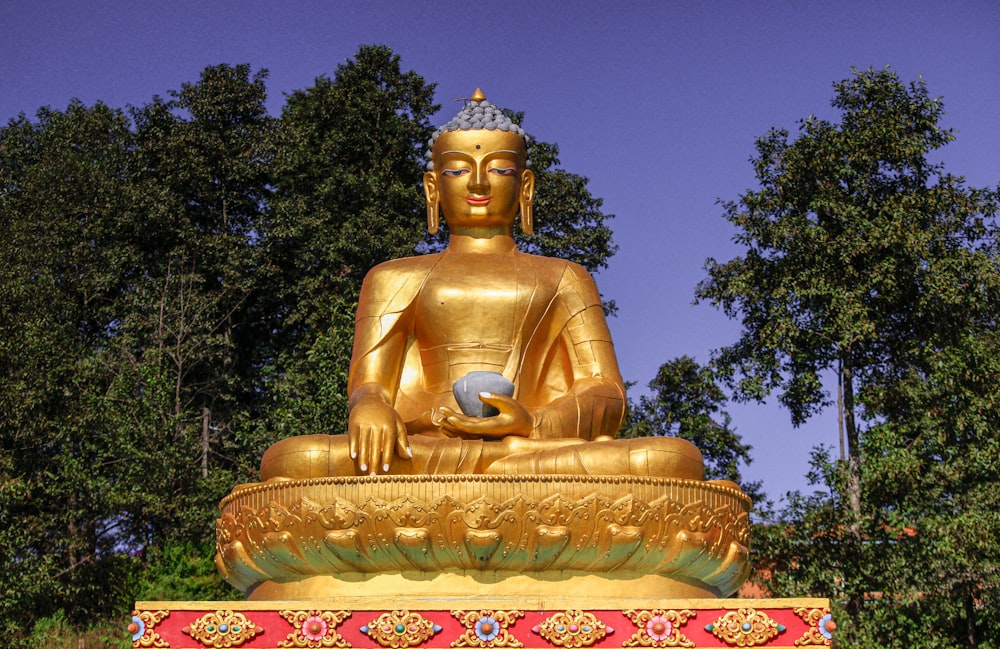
[468,166,489,194]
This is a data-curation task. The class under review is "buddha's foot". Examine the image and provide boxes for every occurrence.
[483,436,705,480]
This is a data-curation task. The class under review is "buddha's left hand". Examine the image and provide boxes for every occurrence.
[436,393,534,438]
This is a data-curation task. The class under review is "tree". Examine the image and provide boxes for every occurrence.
[0,65,276,641]
[697,67,1000,647]
[114,63,277,542]
[621,356,759,498]
[0,101,145,635]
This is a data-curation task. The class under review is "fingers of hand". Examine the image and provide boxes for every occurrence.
[349,428,359,462]
[358,424,382,473]
[442,413,484,433]
[380,424,398,473]
[479,392,517,404]
[394,422,411,460]
[436,406,457,420]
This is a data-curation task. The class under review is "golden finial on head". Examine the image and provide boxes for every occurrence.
[470,88,486,102]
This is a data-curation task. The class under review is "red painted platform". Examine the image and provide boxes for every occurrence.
[131,598,834,648]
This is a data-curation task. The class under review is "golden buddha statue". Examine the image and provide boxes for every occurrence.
[260,89,705,482]
[217,91,750,601]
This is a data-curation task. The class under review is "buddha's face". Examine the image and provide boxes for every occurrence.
[424,129,534,231]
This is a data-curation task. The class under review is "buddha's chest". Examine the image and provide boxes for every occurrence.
[414,260,524,345]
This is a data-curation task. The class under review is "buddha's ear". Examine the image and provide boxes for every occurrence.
[519,169,535,235]
[423,171,440,235]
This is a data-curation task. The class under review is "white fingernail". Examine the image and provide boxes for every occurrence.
[383,464,389,472]
[360,463,367,472]
[479,391,490,398]
[406,447,413,458]
[351,451,357,459]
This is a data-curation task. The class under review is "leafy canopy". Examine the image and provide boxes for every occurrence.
[700,66,1000,648]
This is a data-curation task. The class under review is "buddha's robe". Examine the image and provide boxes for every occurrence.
[347,250,626,474]
[261,250,704,480]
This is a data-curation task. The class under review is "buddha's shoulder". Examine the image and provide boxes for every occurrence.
[364,253,442,282]
[517,252,589,274]
[357,254,444,307]
[517,253,596,287]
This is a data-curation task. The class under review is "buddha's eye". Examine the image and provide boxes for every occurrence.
[489,167,516,176]
[442,168,470,177]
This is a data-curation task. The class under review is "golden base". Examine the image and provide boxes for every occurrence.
[216,474,752,598]
[247,570,722,602]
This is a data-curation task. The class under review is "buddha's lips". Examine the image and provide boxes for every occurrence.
[466,196,491,205]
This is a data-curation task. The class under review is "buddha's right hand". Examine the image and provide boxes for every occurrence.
[348,398,411,474]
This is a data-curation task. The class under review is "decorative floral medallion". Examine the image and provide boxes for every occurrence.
[622,609,695,647]
[792,607,834,646]
[531,610,612,647]
[451,609,524,647]
[279,609,352,647]
[130,609,169,648]
[182,610,262,647]
[704,608,784,647]
[361,610,443,648]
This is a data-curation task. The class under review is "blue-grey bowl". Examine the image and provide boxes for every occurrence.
[452,371,516,417]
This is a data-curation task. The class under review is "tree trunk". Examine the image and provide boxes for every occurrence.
[965,589,978,649]
[202,406,210,478]
[837,358,846,462]
[841,355,861,520]
[840,352,864,619]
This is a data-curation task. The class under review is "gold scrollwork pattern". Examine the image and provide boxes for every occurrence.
[362,610,442,648]
[532,610,611,648]
[130,609,169,648]
[793,607,834,646]
[622,609,695,648]
[451,609,524,648]
[706,608,782,647]
[182,610,262,647]
[278,609,352,648]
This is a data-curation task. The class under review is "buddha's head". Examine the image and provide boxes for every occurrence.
[423,89,535,236]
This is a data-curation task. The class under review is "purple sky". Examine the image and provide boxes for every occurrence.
[3,0,998,500]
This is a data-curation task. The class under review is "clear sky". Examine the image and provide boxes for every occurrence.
[3,0,998,500]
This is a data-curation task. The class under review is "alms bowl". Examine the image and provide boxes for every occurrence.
[453,371,515,417]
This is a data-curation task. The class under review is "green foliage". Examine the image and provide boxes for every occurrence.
[0,59,286,640]
[698,67,968,425]
[522,136,620,315]
[134,540,239,602]
[702,67,1000,647]
[23,610,130,649]
[0,100,151,632]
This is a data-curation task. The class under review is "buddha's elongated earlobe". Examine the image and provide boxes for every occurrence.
[519,169,536,235]
[427,202,440,235]
[423,171,440,235]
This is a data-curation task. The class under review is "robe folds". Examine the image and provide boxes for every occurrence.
[348,250,627,453]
